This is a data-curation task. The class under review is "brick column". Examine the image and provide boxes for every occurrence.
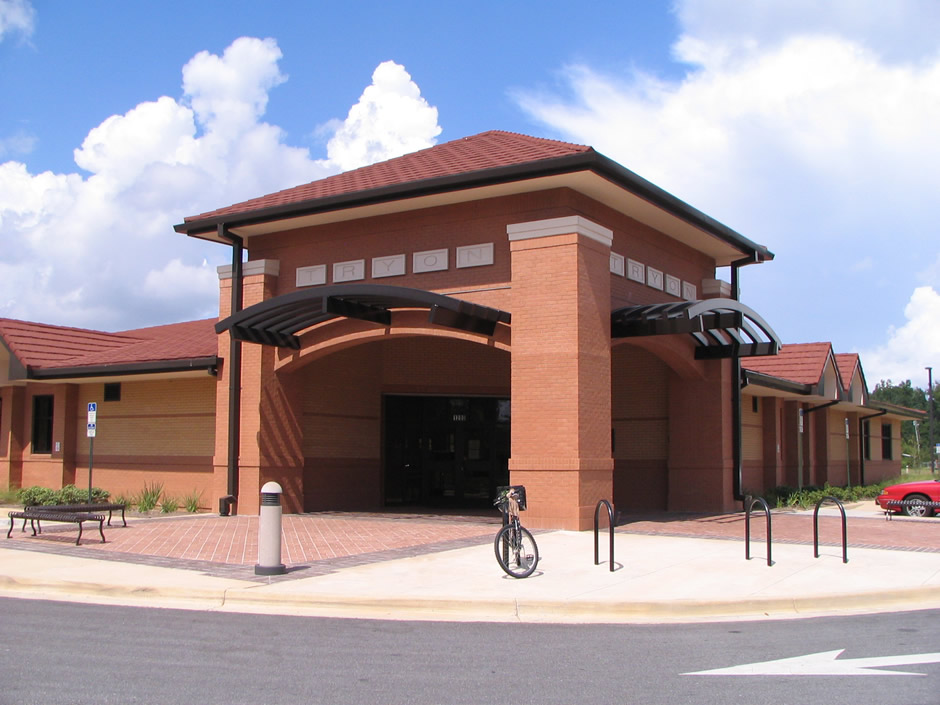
[507,216,614,530]
[215,259,303,514]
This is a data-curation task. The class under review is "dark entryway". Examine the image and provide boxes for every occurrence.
[384,395,510,508]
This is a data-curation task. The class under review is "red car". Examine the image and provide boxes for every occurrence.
[876,479,940,517]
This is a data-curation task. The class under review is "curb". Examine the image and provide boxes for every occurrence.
[4,575,940,623]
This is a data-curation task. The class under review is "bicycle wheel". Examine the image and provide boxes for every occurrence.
[493,524,539,578]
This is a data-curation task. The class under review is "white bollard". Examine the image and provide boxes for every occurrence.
[255,481,286,576]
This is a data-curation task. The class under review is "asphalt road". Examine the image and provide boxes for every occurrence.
[0,598,937,705]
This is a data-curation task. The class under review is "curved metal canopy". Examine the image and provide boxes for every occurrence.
[611,298,781,359]
[215,284,512,349]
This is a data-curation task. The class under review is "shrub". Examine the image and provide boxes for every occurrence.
[90,486,111,503]
[160,495,179,513]
[136,482,163,512]
[18,486,57,506]
[183,489,203,513]
[14,484,112,506]
[56,484,88,504]
[760,481,893,510]
[1,486,22,504]
[112,493,133,509]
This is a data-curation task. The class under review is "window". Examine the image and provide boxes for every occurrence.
[881,423,893,460]
[751,396,759,413]
[104,382,121,402]
[31,395,54,454]
[863,420,871,461]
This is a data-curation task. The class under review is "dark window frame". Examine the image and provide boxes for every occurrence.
[31,394,54,454]
[881,422,893,460]
[104,382,121,402]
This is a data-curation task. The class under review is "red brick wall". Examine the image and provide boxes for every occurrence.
[612,343,669,511]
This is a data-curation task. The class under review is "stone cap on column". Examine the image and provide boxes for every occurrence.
[217,259,280,280]
[507,215,613,247]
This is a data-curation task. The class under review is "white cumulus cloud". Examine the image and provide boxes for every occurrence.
[0,39,441,331]
[514,0,940,388]
[859,287,940,386]
[325,61,442,171]
[0,0,33,42]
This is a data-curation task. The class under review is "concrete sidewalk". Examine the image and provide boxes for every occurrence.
[2,506,939,623]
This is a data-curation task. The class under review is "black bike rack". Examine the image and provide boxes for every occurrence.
[745,497,774,566]
[594,499,615,572]
[813,496,848,563]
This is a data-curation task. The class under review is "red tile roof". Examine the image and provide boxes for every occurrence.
[834,353,860,390]
[742,342,833,386]
[185,130,592,223]
[0,318,217,372]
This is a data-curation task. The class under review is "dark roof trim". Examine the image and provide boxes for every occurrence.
[216,284,511,349]
[611,298,782,359]
[25,356,219,381]
[865,400,927,420]
[742,369,812,395]
[175,151,772,262]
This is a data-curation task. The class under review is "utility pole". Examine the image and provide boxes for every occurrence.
[928,367,935,474]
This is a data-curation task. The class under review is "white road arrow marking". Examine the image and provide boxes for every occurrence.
[684,649,940,676]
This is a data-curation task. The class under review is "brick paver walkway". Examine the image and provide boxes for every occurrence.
[4,507,938,584]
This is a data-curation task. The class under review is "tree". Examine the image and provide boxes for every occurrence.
[871,379,938,468]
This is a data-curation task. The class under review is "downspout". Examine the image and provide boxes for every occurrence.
[219,224,243,514]
[857,409,887,487]
[800,399,841,488]
[731,254,757,503]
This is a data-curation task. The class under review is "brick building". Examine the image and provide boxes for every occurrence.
[0,132,920,528]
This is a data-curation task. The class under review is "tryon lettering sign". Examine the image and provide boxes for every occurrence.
[614,255,697,301]
[296,243,494,287]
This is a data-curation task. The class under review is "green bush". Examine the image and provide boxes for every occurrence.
[160,495,179,513]
[135,482,163,512]
[759,481,892,510]
[18,486,57,506]
[14,484,111,506]
[0,486,20,504]
[56,484,88,504]
[183,489,203,513]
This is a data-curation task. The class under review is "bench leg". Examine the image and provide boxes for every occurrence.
[31,519,39,536]
[6,515,13,539]
[98,519,106,543]
[120,508,126,527]
[75,521,83,546]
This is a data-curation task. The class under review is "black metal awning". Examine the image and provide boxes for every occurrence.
[215,284,512,349]
[611,298,781,359]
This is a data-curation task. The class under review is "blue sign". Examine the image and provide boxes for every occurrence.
[88,402,97,413]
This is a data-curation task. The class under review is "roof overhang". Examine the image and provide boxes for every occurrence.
[216,284,511,349]
[177,152,773,268]
[611,298,782,359]
[16,357,220,384]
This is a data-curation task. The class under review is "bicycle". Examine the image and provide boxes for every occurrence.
[493,486,539,578]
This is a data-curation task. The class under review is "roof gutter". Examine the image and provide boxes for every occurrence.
[174,151,773,263]
[24,356,218,381]
[730,254,765,503]
[220,224,243,514]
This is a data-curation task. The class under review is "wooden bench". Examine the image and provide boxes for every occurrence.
[7,509,106,546]
[26,503,126,528]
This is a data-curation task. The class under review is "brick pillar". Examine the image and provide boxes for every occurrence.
[214,259,303,514]
[507,216,614,530]
[0,386,25,489]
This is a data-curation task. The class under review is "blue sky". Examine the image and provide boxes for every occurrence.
[1,0,939,389]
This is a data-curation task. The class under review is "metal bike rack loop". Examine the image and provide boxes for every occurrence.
[813,496,848,563]
[745,497,774,566]
[594,499,615,572]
